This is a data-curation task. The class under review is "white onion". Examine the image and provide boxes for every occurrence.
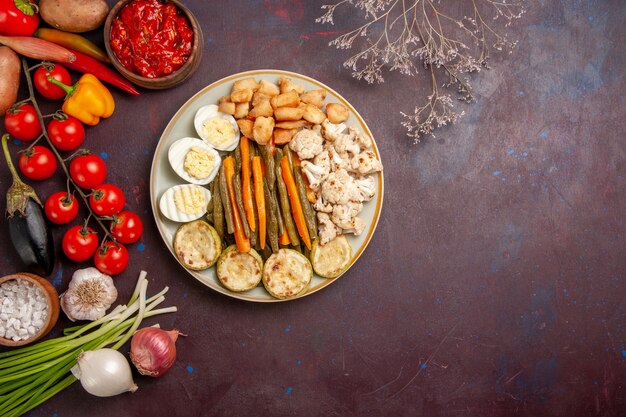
[71,349,138,397]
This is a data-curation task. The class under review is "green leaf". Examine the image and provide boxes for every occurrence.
[14,0,36,17]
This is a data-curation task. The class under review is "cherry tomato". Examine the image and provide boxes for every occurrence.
[4,103,42,142]
[44,191,79,225]
[18,146,57,180]
[70,154,107,189]
[0,0,40,36]
[94,241,129,275]
[89,184,125,216]
[34,64,71,100]
[62,225,99,262]
[47,115,85,151]
[110,211,143,244]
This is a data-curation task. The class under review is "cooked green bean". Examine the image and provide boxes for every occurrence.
[233,143,242,174]
[233,172,251,239]
[264,178,279,253]
[275,164,300,246]
[213,173,225,239]
[259,144,275,192]
[206,182,214,214]
[249,180,258,248]
[284,145,295,171]
[218,165,235,234]
[294,166,318,241]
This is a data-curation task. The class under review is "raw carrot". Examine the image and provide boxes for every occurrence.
[280,156,311,250]
[223,156,250,253]
[240,136,256,232]
[252,156,266,249]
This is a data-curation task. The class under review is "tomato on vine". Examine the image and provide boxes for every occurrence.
[18,145,56,180]
[89,184,125,216]
[94,241,129,275]
[47,115,85,151]
[110,211,143,244]
[34,64,71,100]
[44,191,79,224]
[69,154,107,189]
[4,103,42,142]
[62,225,99,262]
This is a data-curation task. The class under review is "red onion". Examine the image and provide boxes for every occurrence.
[130,328,183,377]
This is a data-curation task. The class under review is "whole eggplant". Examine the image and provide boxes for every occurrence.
[2,134,55,276]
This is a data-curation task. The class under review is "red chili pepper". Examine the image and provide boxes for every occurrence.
[57,49,140,96]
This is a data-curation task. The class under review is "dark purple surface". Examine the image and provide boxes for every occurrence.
[0,0,625,416]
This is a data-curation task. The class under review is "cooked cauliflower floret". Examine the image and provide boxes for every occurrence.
[313,150,331,173]
[289,128,324,160]
[326,145,350,171]
[342,216,366,236]
[320,169,359,205]
[331,202,363,230]
[354,176,376,202]
[318,212,341,245]
[321,120,347,142]
[301,159,329,191]
[314,197,333,213]
[334,130,360,157]
[350,150,383,175]
[349,126,373,150]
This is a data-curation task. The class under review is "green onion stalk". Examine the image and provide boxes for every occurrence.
[0,271,177,417]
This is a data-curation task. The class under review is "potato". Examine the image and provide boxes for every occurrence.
[326,103,349,123]
[257,80,280,96]
[274,107,304,121]
[252,91,271,107]
[249,99,274,118]
[234,102,250,119]
[0,47,20,116]
[253,117,274,145]
[279,76,304,94]
[273,128,297,145]
[40,0,109,33]
[274,120,311,130]
[300,89,326,108]
[270,90,300,109]
[218,102,236,115]
[237,119,254,138]
[231,88,254,103]
[219,95,231,104]
[232,77,259,92]
[302,104,326,124]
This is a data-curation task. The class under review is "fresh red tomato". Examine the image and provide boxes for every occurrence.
[89,184,125,216]
[110,211,143,244]
[62,225,99,262]
[69,154,107,189]
[94,241,129,275]
[18,145,57,180]
[4,103,42,142]
[0,0,40,36]
[47,115,85,151]
[34,64,71,100]
[44,191,79,224]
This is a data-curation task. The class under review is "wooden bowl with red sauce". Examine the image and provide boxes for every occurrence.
[104,0,203,90]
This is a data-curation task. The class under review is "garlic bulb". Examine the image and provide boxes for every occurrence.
[71,349,138,397]
[60,267,118,322]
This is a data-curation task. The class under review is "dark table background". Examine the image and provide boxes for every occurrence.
[0,0,625,416]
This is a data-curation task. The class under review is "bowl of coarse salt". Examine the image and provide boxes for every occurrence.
[0,273,60,347]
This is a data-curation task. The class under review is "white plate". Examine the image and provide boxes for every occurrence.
[150,70,384,302]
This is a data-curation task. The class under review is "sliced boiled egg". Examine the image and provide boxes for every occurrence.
[168,137,221,185]
[159,184,211,223]
[194,104,240,151]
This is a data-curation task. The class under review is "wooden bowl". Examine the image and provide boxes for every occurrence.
[0,273,60,347]
[103,0,204,90]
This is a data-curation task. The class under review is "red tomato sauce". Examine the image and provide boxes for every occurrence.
[110,0,194,78]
